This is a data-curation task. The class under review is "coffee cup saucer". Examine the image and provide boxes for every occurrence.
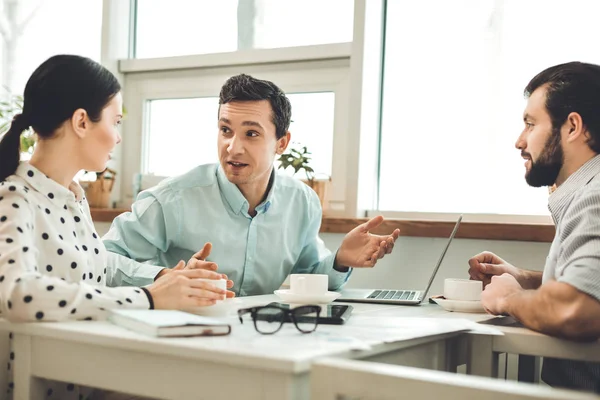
[430,295,487,314]
[274,289,341,304]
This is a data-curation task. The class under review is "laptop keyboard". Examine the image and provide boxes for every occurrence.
[368,290,417,301]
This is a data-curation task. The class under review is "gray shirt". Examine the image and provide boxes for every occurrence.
[541,154,600,393]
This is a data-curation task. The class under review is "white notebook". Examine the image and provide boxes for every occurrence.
[108,309,231,337]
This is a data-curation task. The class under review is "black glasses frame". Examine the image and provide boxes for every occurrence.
[238,303,322,334]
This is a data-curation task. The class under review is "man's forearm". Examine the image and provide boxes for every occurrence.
[503,289,559,334]
[517,269,543,290]
[503,282,600,340]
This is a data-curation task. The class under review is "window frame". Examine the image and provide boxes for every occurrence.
[119,45,352,208]
[100,0,553,227]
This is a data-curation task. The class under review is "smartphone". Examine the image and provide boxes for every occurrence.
[266,302,353,325]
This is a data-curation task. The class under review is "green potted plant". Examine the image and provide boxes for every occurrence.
[277,144,330,211]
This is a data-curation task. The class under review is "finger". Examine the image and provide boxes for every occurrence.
[363,249,380,267]
[189,280,228,295]
[179,269,223,280]
[187,286,226,300]
[226,279,234,289]
[477,251,501,264]
[220,274,228,280]
[189,260,218,271]
[468,257,485,272]
[361,215,384,232]
[377,241,386,259]
[385,237,394,254]
[392,228,400,240]
[468,267,486,281]
[192,242,213,261]
[480,263,505,276]
[173,260,185,271]
[225,290,236,298]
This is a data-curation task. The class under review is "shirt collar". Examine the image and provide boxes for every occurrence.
[15,162,85,204]
[215,165,276,215]
[548,154,600,219]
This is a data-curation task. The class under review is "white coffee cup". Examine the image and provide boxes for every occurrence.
[443,278,482,301]
[290,274,328,295]
[189,279,236,317]
[195,278,227,298]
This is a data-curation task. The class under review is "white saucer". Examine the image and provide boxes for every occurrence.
[432,298,487,314]
[274,289,341,304]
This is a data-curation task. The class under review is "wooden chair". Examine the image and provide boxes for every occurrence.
[311,358,600,400]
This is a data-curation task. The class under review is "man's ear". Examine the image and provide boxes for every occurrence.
[276,131,291,154]
[564,112,585,143]
[71,108,89,139]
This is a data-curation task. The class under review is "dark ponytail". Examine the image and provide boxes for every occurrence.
[0,114,30,181]
[0,54,120,182]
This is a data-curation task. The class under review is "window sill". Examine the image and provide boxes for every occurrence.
[320,218,555,243]
[90,209,555,242]
[90,208,129,223]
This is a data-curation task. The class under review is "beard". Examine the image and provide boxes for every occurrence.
[524,126,564,188]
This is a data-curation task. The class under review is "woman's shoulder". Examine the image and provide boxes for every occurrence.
[0,176,37,212]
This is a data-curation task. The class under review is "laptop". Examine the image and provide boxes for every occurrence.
[335,215,462,305]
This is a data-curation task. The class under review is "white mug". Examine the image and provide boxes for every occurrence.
[443,278,482,301]
[195,278,227,300]
[289,274,328,295]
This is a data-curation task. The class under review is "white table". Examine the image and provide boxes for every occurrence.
[469,319,600,380]
[0,295,492,400]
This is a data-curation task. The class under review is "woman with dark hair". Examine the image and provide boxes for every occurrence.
[0,55,230,399]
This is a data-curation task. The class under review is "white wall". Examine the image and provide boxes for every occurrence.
[322,234,549,295]
[95,221,550,294]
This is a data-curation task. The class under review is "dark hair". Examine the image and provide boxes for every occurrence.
[524,61,600,153]
[0,54,121,181]
[218,74,292,139]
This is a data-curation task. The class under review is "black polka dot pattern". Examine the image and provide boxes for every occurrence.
[0,166,152,399]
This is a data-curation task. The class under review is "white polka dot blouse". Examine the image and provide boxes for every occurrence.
[0,163,151,322]
[0,163,153,399]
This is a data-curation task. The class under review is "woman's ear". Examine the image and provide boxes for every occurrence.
[71,108,89,139]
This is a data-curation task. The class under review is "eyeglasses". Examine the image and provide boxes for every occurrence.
[237,304,322,334]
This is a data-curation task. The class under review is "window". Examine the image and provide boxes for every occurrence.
[134,0,354,59]
[145,97,219,176]
[144,92,335,178]
[1,0,102,92]
[378,0,600,216]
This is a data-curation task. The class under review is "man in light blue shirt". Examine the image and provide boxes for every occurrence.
[103,74,400,296]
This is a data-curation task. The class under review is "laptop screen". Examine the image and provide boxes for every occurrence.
[420,215,462,299]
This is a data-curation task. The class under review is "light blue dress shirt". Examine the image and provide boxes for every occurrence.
[103,164,350,296]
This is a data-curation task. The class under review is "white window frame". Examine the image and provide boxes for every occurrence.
[118,45,352,212]
[101,0,549,224]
